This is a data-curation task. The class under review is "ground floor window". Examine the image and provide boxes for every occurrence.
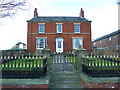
[72,37,83,49]
[36,38,46,49]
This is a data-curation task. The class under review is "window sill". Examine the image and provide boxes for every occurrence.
[36,48,44,50]
[74,32,80,33]
[57,33,62,34]
[38,33,45,34]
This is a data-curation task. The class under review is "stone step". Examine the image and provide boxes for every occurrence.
[50,83,83,88]
[50,80,81,85]
[49,55,83,88]
[50,75,79,78]
[50,71,79,75]
[50,77,80,81]
[50,73,78,78]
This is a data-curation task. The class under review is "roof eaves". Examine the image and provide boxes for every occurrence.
[27,16,91,22]
[93,30,120,42]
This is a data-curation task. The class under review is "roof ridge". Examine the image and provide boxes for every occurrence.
[27,16,91,22]
[93,30,120,42]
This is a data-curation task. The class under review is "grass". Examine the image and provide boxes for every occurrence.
[68,56,120,71]
[84,58,119,66]
[1,57,43,71]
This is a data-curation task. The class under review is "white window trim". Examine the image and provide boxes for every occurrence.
[74,23,80,24]
[36,37,47,49]
[56,23,63,33]
[74,23,80,33]
[38,23,45,24]
[56,23,63,24]
[36,37,47,39]
[72,37,83,49]
[38,23,45,33]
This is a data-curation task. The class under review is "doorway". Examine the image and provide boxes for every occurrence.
[56,37,63,53]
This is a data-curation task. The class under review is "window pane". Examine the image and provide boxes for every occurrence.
[74,24,80,33]
[73,38,82,49]
[40,39,44,48]
[39,24,44,33]
[57,24,62,33]
[36,38,46,49]
[58,41,61,48]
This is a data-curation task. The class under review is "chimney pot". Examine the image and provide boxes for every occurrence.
[80,8,84,17]
[34,8,38,17]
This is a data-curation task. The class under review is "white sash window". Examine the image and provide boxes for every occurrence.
[74,23,80,33]
[36,38,46,49]
[39,24,45,33]
[56,24,62,33]
[73,38,83,49]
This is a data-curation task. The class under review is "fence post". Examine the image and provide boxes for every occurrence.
[42,49,51,74]
[74,49,87,72]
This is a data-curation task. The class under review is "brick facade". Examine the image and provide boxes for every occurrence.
[27,8,92,52]
[93,30,120,55]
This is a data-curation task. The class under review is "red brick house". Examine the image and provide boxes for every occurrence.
[27,8,92,53]
[93,30,120,55]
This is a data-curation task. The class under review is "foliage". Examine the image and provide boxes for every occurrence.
[77,45,85,50]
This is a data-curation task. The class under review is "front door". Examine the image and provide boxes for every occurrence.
[56,37,63,53]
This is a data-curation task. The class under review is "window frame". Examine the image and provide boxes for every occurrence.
[56,23,63,33]
[38,23,45,33]
[74,23,80,33]
[72,37,83,49]
[36,37,47,49]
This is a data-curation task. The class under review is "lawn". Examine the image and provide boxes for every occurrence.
[68,56,120,71]
[1,57,43,71]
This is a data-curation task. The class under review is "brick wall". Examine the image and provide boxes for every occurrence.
[93,34,119,50]
[27,22,92,52]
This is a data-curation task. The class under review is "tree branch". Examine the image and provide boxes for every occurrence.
[0,0,28,18]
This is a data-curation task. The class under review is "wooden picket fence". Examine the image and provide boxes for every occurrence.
[0,55,48,78]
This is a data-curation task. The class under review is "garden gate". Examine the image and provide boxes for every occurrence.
[50,53,76,72]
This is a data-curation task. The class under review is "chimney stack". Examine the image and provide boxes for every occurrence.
[80,8,84,17]
[34,8,38,17]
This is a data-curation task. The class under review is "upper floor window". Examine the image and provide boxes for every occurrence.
[56,23,62,33]
[72,37,83,49]
[36,38,46,49]
[74,23,80,33]
[39,23,45,33]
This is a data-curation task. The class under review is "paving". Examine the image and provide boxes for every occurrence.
[49,54,83,89]
[1,74,49,85]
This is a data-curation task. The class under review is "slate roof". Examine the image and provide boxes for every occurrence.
[93,30,120,42]
[27,16,91,22]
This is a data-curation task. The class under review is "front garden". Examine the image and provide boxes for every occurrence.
[68,54,120,77]
[1,55,48,78]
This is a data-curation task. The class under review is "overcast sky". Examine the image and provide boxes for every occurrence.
[0,0,118,50]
